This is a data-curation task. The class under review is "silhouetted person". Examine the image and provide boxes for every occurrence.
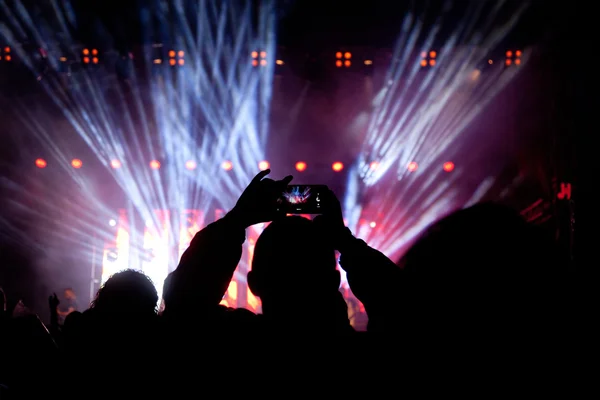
[57,288,78,324]
[396,203,563,337]
[249,216,352,333]
[65,270,161,395]
[163,170,353,335]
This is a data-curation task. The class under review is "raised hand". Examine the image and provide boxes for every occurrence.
[48,293,60,310]
[229,169,293,228]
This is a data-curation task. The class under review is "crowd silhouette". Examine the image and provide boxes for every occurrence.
[0,169,572,397]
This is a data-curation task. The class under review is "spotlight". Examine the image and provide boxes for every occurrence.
[364,60,373,65]
[1,46,11,62]
[169,49,184,67]
[369,161,379,170]
[295,161,307,172]
[149,160,161,170]
[109,219,117,227]
[252,50,267,67]
[221,161,233,171]
[407,161,418,172]
[369,221,377,228]
[35,158,47,169]
[185,160,197,170]
[258,160,270,171]
[276,59,284,65]
[505,50,522,67]
[332,162,344,172]
[71,159,82,169]
[420,50,437,68]
[443,161,455,172]
[110,159,121,169]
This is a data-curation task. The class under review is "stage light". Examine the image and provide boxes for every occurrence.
[185,160,197,170]
[153,59,162,64]
[336,52,342,59]
[169,49,184,67]
[221,161,233,171]
[364,60,373,65]
[92,57,99,64]
[505,49,522,67]
[420,50,437,68]
[344,52,352,59]
[149,160,161,170]
[258,160,270,170]
[276,59,284,65]
[1,46,11,62]
[336,60,342,67]
[110,159,121,169]
[443,161,455,172]
[35,158,47,169]
[488,59,493,64]
[369,161,379,170]
[332,162,344,172]
[253,50,267,67]
[295,161,307,172]
[344,60,351,67]
[369,221,377,228]
[71,159,82,169]
[109,219,117,227]
[407,161,418,172]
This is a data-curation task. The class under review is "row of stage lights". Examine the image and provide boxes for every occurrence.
[33,158,456,173]
[2,45,523,69]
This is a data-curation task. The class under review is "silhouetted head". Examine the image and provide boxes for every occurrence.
[397,202,558,327]
[249,217,341,312]
[64,288,76,300]
[90,269,158,315]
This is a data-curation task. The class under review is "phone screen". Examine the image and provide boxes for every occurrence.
[277,185,327,214]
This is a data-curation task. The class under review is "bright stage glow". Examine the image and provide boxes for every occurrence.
[348,2,532,261]
[443,162,455,172]
[221,161,233,171]
[71,159,82,169]
[110,160,121,169]
[258,161,270,171]
[295,161,307,172]
[108,219,116,227]
[185,160,197,171]
[35,158,47,168]
[2,0,277,307]
[332,162,344,172]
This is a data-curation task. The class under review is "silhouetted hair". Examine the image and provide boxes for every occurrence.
[90,269,158,314]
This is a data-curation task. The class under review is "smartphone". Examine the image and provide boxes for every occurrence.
[277,185,328,214]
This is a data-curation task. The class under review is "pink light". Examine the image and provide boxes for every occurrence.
[443,161,455,172]
[150,160,161,170]
[258,160,270,171]
[110,159,121,169]
[221,161,233,171]
[407,161,418,172]
[369,161,379,170]
[185,160,197,170]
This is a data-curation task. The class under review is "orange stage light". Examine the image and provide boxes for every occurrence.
[71,159,82,169]
[258,161,270,171]
[443,161,455,172]
[149,160,161,170]
[332,162,344,172]
[221,161,233,171]
[35,158,47,168]
[295,161,307,172]
[407,161,418,172]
